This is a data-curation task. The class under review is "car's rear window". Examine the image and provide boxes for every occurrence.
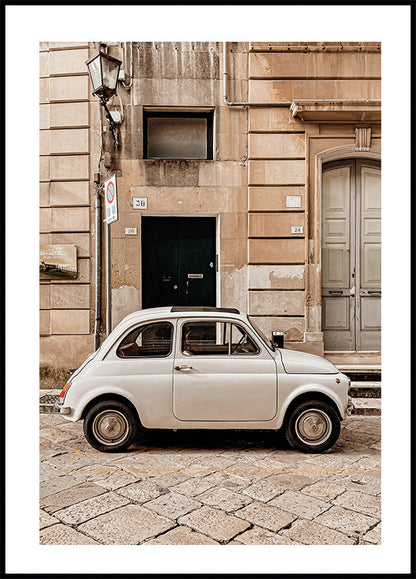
[117,322,173,358]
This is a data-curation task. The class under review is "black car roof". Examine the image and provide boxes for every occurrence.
[170,306,240,314]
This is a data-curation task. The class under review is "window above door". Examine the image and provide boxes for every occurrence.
[143,109,214,160]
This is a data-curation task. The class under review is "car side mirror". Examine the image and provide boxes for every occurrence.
[272,331,284,350]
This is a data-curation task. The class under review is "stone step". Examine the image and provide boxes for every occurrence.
[325,351,381,366]
[349,381,381,398]
[351,397,381,416]
[337,368,381,383]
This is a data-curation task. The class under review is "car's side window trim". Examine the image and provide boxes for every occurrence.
[116,320,175,359]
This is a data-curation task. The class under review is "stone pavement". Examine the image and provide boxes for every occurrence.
[40,415,381,545]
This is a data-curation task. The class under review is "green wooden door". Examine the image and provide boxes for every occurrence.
[142,217,216,308]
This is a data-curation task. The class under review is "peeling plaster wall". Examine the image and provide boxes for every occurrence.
[106,42,249,329]
[112,286,141,328]
[220,265,248,314]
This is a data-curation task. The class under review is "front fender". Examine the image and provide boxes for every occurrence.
[276,379,346,429]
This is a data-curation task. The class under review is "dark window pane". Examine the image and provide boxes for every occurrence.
[230,324,259,355]
[117,322,173,357]
[182,321,228,355]
[144,112,213,159]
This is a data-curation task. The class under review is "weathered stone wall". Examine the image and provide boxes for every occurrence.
[39,42,95,372]
[246,42,381,355]
[101,42,250,327]
[39,41,381,371]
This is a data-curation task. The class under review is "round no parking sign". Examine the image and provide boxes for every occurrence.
[106,181,115,204]
[104,174,118,224]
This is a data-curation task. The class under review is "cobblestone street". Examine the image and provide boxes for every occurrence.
[40,415,381,546]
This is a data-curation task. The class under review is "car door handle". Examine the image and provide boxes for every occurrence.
[175,365,193,371]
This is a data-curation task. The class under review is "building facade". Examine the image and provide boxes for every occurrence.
[39,41,381,378]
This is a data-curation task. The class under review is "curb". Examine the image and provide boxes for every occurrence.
[40,391,381,417]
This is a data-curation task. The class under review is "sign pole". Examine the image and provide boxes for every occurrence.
[103,174,118,335]
[106,222,112,335]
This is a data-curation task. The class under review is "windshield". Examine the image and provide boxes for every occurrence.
[248,317,273,351]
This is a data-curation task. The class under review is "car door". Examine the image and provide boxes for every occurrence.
[111,320,175,427]
[173,318,277,422]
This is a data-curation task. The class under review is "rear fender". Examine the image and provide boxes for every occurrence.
[69,386,140,422]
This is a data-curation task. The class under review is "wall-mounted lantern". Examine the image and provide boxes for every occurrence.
[86,51,122,146]
[86,51,122,101]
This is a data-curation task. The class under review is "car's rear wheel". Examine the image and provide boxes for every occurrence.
[83,399,138,452]
[284,399,341,453]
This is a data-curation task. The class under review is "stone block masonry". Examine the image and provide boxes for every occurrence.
[39,43,93,371]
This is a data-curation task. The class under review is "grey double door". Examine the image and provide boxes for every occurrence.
[322,159,381,351]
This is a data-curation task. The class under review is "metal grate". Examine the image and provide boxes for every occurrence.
[40,394,59,404]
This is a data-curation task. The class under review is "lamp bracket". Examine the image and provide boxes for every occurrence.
[101,100,118,147]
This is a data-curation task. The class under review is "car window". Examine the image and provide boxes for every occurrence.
[117,322,173,358]
[182,321,259,356]
[230,323,259,354]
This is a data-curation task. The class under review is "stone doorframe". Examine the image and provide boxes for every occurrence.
[306,145,381,352]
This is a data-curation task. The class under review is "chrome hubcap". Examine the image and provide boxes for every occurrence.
[92,410,129,446]
[295,409,332,446]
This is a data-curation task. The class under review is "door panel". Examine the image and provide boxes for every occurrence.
[322,167,351,288]
[173,358,277,421]
[322,165,354,350]
[322,160,381,351]
[142,217,216,309]
[358,164,381,349]
[173,319,277,422]
[178,218,216,307]
[361,296,381,329]
[142,218,179,307]
[323,297,350,330]
[360,167,381,288]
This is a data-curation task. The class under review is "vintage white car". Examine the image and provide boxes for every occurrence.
[56,307,353,453]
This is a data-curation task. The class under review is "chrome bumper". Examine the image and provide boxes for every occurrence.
[54,401,71,415]
[346,396,354,416]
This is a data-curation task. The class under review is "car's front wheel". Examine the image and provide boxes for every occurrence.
[83,399,138,452]
[284,399,341,453]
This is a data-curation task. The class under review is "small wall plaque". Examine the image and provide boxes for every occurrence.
[132,197,148,210]
[286,195,302,208]
[291,226,303,234]
[125,227,137,235]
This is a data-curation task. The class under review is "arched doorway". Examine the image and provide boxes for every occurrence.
[321,158,381,351]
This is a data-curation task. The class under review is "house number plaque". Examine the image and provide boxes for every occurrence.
[132,197,148,210]
[286,195,302,208]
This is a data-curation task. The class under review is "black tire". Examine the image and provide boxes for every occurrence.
[83,399,138,452]
[284,399,341,453]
